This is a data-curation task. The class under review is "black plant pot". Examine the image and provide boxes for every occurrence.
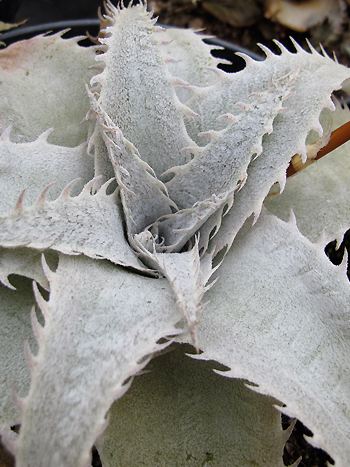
[0,19,263,73]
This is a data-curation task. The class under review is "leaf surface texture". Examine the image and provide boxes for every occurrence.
[99,345,288,467]
[266,100,350,243]
[0,33,95,146]
[0,132,93,216]
[0,180,144,271]
[16,254,181,467]
[182,211,350,466]
[90,3,194,178]
[188,43,350,255]
[0,279,35,427]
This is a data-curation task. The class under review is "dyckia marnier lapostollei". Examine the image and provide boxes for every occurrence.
[0,2,350,466]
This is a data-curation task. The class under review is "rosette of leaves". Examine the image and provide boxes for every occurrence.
[0,2,350,466]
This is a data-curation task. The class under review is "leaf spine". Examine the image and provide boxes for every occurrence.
[272,39,290,55]
[40,254,55,283]
[80,176,104,196]
[234,52,256,66]
[37,128,54,142]
[305,38,318,55]
[289,36,305,54]
[288,210,297,228]
[37,183,55,207]
[58,178,82,200]
[176,101,199,119]
[0,125,12,141]
[14,190,26,215]
[0,275,16,290]
[252,202,263,226]
[257,43,274,58]
[97,177,117,196]
[319,43,330,59]
[32,281,49,319]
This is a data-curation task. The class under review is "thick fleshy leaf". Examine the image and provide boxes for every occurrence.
[89,2,194,179]
[151,82,290,252]
[150,192,230,252]
[186,41,348,137]
[0,32,96,146]
[96,109,175,237]
[136,240,210,341]
[196,207,225,255]
[266,100,350,243]
[0,131,94,283]
[156,28,222,102]
[185,211,350,466]
[204,43,350,255]
[0,130,93,216]
[166,87,288,210]
[0,178,144,272]
[0,278,35,428]
[16,254,181,467]
[99,345,288,467]
[0,249,56,290]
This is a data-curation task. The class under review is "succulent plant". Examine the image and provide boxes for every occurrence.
[0,1,350,466]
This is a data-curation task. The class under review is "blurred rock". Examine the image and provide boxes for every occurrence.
[265,0,346,32]
[202,0,262,27]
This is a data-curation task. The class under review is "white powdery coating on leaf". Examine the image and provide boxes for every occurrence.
[187,43,350,255]
[186,211,350,466]
[16,254,181,467]
[137,240,209,339]
[0,33,96,146]
[266,101,350,243]
[0,248,52,290]
[0,180,144,271]
[0,279,35,427]
[99,345,287,467]
[0,132,85,287]
[0,133,93,216]
[150,192,231,252]
[166,87,288,209]
[91,3,194,178]
[100,116,175,237]
[156,27,221,102]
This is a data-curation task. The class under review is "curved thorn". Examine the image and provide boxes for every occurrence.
[14,190,26,215]
[37,182,56,207]
[0,275,16,290]
[40,254,54,283]
[32,281,49,319]
[0,125,12,141]
[59,178,82,200]
[257,43,274,58]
